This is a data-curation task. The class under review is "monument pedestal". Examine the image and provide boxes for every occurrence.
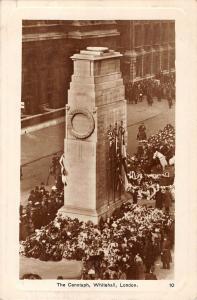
[59,47,127,223]
[59,194,129,223]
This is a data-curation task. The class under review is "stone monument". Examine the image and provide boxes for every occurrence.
[59,47,127,223]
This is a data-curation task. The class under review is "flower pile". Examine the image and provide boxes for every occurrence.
[20,203,174,279]
[125,124,175,199]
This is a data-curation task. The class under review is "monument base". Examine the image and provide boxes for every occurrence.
[57,193,131,224]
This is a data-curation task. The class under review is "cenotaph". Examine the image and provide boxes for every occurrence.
[59,47,127,223]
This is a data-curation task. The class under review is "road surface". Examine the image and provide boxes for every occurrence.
[21,99,175,205]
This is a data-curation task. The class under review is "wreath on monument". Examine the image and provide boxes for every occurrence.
[69,108,95,139]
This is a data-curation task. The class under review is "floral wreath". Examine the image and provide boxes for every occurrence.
[69,108,95,139]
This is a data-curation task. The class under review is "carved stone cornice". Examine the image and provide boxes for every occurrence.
[67,21,120,39]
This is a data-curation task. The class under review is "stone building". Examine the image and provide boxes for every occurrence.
[117,20,175,83]
[22,20,175,116]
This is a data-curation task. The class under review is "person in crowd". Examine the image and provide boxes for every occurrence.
[132,188,139,204]
[146,86,153,106]
[125,73,175,107]
[167,88,173,109]
[19,182,64,240]
[138,87,143,102]
[137,123,147,141]
[143,236,156,273]
[128,82,135,104]
[161,235,172,269]
[46,153,60,185]
[155,187,163,210]
[157,84,162,102]
[136,142,144,159]
[135,253,145,279]
[21,273,42,279]
[145,266,157,280]
[163,187,173,214]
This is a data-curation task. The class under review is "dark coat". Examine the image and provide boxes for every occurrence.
[161,249,172,264]
[163,191,172,208]
[126,265,137,280]
[155,190,163,209]
[132,190,138,204]
[145,273,157,280]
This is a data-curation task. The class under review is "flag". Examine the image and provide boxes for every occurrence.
[124,173,130,191]
[113,123,118,156]
[107,127,114,147]
[116,172,123,191]
[59,154,68,186]
[121,143,127,159]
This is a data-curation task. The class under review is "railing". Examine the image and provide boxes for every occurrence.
[21,107,65,129]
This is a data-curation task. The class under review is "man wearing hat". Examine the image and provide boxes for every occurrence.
[161,235,172,269]
[155,187,163,210]
[145,266,157,280]
[137,123,147,141]
[163,187,173,214]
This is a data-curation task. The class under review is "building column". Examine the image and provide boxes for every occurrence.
[150,47,155,75]
[141,48,146,78]
[159,45,164,72]
[124,50,137,82]
[167,44,172,72]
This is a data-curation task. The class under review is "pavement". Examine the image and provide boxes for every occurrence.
[20,256,82,279]
[154,250,174,280]
[21,122,65,166]
[19,251,174,280]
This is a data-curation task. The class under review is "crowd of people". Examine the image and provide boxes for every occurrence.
[20,182,64,241]
[125,72,175,108]
[20,202,174,279]
[20,120,175,280]
[20,152,65,241]
[124,124,175,212]
[129,123,175,173]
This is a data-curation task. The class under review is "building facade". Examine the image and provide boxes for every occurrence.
[22,20,175,115]
[117,20,175,84]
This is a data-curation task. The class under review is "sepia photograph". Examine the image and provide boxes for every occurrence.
[19,19,176,281]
